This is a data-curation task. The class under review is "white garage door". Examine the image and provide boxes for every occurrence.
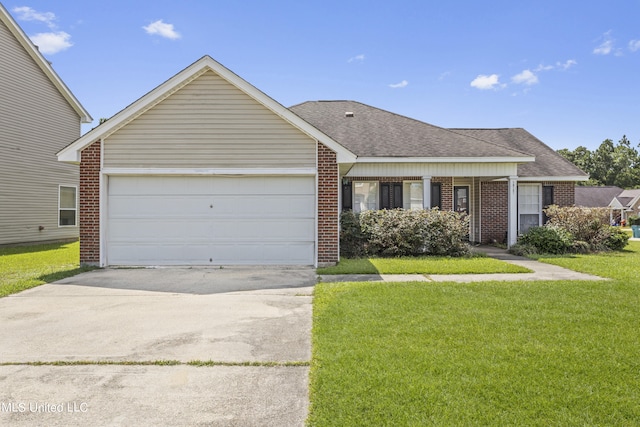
[107,176,315,265]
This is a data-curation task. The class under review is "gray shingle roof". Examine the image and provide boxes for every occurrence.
[289,101,532,159]
[290,100,588,179]
[451,128,588,178]
[575,186,623,207]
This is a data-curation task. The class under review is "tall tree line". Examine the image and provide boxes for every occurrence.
[557,136,640,188]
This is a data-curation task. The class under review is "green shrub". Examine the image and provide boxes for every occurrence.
[339,211,367,258]
[544,205,627,252]
[341,209,470,257]
[604,226,630,251]
[570,240,591,254]
[518,225,573,255]
[508,243,538,257]
[628,216,640,226]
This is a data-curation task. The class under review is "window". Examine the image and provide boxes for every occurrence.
[403,182,423,210]
[454,186,469,214]
[59,186,77,226]
[518,184,541,234]
[353,182,378,212]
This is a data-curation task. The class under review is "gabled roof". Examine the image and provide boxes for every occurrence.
[58,56,356,164]
[451,128,589,180]
[289,101,534,162]
[0,3,91,123]
[612,189,640,209]
[575,186,623,207]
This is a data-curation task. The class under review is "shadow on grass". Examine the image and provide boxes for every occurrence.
[317,258,379,275]
[0,240,77,256]
[38,266,98,284]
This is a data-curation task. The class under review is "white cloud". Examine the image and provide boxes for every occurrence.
[512,69,538,85]
[389,80,408,88]
[534,64,554,72]
[348,54,365,63]
[557,59,577,70]
[593,31,614,55]
[470,74,502,90]
[629,40,640,52]
[12,6,56,29]
[143,20,181,40]
[29,31,72,54]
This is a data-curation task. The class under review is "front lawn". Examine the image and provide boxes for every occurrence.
[0,241,92,297]
[309,244,640,425]
[318,255,531,275]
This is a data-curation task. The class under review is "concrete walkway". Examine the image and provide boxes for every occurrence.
[319,246,607,283]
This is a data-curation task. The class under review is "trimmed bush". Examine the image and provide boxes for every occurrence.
[340,209,470,257]
[628,215,640,226]
[340,211,367,258]
[604,226,630,251]
[518,225,573,255]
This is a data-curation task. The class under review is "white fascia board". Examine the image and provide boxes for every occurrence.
[101,168,317,176]
[356,156,535,163]
[0,4,92,123]
[518,176,590,182]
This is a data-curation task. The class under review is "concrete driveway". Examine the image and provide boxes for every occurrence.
[0,267,316,426]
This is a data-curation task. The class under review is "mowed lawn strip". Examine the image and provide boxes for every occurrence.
[309,244,640,425]
[0,241,92,297]
[317,255,531,275]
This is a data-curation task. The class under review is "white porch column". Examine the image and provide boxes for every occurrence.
[507,176,518,247]
[422,176,432,209]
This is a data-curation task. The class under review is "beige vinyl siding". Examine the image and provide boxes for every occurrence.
[104,70,316,169]
[346,162,519,178]
[0,19,81,245]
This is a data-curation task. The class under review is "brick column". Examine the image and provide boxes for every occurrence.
[480,181,508,244]
[79,141,101,266]
[317,142,339,265]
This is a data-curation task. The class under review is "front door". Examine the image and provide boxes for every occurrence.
[454,186,469,215]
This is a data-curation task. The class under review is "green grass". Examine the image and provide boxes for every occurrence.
[0,241,94,297]
[309,244,640,426]
[317,255,531,275]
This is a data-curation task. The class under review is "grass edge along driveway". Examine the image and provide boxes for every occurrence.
[0,241,93,298]
[317,254,531,275]
[309,241,640,426]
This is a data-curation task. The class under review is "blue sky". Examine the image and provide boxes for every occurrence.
[7,1,640,150]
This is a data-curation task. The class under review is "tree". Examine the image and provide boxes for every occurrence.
[557,136,640,188]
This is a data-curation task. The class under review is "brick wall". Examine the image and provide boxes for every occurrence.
[480,181,508,244]
[543,181,575,206]
[317,142,339,265]
[79,141,101,265]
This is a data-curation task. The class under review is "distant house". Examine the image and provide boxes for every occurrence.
[57,56,588,266]
[0,4,92,245]
[575,186,624,208]
[609,189,640,224]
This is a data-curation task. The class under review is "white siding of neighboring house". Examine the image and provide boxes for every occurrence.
[103,70,316,169]
[0,19,81,245]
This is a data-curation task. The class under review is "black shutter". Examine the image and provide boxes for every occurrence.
[342,182,352,211]
[431,183,442,209]
[542,186,554,224]
[392,183,403,209]
[380,183,391,209]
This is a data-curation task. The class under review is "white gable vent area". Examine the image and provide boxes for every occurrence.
[105,175,315,266]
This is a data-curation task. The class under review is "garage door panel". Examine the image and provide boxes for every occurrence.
[107,176,316,265]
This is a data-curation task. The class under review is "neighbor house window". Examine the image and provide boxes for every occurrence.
[59,186,77,226]
[518,183,541,234]
[353,181,378,212]
[403,182,423,210]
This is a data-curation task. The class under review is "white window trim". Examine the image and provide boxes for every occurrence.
[58,185,78,227]
[352,181,379,212]
[517,183,542,234]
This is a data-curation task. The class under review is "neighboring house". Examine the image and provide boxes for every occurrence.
[57,56,587,267]
[575,186,640,224]
[575,186,623,208]
[608,189,640,224]
[0,3,92,245]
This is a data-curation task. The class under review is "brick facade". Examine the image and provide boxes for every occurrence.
[543,181,575,206]
[317,142,339,265]
[480,181,509,244]
[79,141,101,265]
